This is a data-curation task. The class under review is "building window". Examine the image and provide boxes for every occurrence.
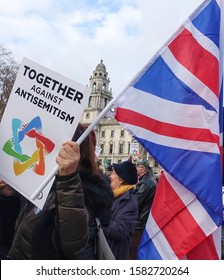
[86,113,90,119]
[100,144,104,153]
[109,144,113,154]
[118,159,122,164]
[120,130,124,137]
[111,130,114,137]
[104,98,107,107]
[88,96,92,107]
[119,143,124,154]
[101,130,105,137]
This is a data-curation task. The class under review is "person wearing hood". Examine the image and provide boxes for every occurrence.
[103,161,139,260]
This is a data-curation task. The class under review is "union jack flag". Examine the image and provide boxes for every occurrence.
[111,0,223,259]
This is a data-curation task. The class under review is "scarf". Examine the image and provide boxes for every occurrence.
[113,184,134,198]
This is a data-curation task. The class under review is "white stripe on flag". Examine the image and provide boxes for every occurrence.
[120,122,220,153]
[145,214,178,260]
[165,172,218,235]
[185,21,220,60]
[161,48,219,111]
[116,86,220,136]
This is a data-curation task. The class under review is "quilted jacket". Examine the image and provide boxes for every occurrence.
[7,172,89,259]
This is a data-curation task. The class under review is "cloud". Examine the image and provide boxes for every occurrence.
[0,0,203,95]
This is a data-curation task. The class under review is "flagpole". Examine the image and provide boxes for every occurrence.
[31,0,214,202]
[30,86,128,201]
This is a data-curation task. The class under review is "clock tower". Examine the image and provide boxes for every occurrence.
[82,59,112,124]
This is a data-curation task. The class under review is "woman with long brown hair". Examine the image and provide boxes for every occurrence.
[73,124,114,259]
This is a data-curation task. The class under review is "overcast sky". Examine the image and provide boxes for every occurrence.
[0,0,203,96]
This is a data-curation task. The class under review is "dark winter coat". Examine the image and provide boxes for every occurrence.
[7,172,89,260]
[104,188,138,260]
[78,173,114,259]
[0,194,21,259]
[134,172,157,229]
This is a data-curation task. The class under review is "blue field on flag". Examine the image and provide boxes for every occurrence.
[112,0,223,259]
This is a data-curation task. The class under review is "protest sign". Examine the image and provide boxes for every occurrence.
[0,57,90,209]
[95,146,102,158]
[129,142,139,160]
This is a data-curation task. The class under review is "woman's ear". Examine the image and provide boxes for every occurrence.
[118,177,124,185]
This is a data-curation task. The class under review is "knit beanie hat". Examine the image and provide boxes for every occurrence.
[113,161,138,185]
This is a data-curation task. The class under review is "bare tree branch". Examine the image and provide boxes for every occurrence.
[0,44,19,121]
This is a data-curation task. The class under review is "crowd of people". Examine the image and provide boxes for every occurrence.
[0,123,159,260]
[1,123,223,260]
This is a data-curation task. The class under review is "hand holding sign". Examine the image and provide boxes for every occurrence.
[0,57,90,209]
[56,141,80,176]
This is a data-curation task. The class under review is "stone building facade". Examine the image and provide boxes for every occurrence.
[81,60,160,172]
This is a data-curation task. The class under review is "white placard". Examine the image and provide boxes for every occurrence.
[0,57,90,209]
[130,142,139,159]
[95,146,102,158]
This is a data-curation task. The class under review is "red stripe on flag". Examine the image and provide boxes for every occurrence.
[115,107,219,144]
[151,172,208,259]
[168,28,219,96]
[186,234,219,259]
